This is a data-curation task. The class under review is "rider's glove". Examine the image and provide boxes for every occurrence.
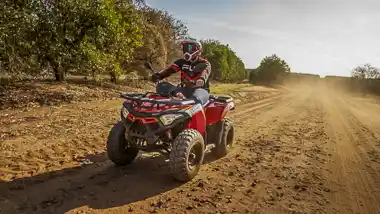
[195,79,205,87]
[176,92,185,99]
[151,73,161,83]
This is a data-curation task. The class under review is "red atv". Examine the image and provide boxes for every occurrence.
[106,63,235,182]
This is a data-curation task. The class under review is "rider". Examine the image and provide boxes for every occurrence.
[151,39,211,105]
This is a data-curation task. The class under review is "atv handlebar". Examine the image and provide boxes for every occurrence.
[144,62,155,72]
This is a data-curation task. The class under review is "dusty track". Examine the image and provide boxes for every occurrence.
[1,86,380,214]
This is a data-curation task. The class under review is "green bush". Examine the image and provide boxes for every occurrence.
[249,54,290,84]
[201,39,246,82]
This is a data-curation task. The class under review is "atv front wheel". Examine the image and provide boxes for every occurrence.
[170,129,205,182]
[107,121,139,165]
[212,118,234,158]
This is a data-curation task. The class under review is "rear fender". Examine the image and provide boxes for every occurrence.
[205,102,235,125]
[221,102,235,118]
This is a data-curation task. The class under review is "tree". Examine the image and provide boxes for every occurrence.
[250,54,290,84]
[0,0,245,84]
[125,6,189,78]
[200,39,246,82]
[0,0,145,82]
[248,68,258,83]
[0,0,43,78]
[351,63,380,79]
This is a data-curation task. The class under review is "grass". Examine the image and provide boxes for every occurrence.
[210,83,251,94]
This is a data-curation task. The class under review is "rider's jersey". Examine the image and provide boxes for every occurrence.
[157,58,212,90]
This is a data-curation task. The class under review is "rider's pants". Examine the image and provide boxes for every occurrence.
[156,82,210,105]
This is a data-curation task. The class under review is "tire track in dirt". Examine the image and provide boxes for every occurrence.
[213,90,331,214]
[321,94,380,214]
[342,96,380,139]
[337,97,380,192]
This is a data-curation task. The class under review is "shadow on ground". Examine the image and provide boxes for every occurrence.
[0,152,219,214]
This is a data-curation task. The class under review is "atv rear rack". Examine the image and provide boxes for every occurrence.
[209,95,233,103]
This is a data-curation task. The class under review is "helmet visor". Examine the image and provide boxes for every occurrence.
[182,43,198,54]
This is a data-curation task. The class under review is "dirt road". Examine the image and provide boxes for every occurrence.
[1,86,380,214]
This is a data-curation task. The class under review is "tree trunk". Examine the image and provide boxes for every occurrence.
[54,67,66,81]
[109,71,117,84]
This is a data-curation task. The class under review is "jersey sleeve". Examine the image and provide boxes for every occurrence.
[157,59,183,79]
[194,61,212,86]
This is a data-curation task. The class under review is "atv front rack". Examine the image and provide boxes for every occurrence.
[120,93,233,113]
[120,93,195,106]
[121,93,233,104]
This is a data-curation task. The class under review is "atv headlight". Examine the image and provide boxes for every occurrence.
[121,107,129,118]
[160,114,183,126]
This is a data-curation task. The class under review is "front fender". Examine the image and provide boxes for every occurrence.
[185,110,206,136]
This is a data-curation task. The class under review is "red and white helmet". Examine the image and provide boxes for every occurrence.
[179,39,202,62]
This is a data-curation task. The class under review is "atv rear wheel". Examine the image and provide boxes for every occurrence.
[212,118,234,158]
[107,121,139,165]
[170,129,205,182]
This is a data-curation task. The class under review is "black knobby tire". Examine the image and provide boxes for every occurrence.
[107,121,139,165]
[212,118,234,158]
[170,129,205,182]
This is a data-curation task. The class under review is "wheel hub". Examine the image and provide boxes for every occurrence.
[188,147,199,169]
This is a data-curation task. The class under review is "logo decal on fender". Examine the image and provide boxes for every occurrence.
[185,104,202,116]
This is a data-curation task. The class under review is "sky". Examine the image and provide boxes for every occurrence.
[146,0,380,77]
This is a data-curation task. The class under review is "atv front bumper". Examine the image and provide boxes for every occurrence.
[120,104,190,151]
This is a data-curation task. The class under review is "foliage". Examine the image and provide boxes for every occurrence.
[247,68,258,84]
[346,63,380,95]
[281,72,320,85]
[351,63,380,79]
[323,75,380,95]
[1,0,251,84]
[249,54,290,84]
[0,0,189,82]
[201,39,246,82]
[130,6,188,76]
[0,0,41,77]
[0,0,144,82]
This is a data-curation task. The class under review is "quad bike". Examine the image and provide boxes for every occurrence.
[106,62,235,182]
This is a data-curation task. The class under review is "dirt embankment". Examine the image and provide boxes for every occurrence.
[0,79,151,111]
[1,84,379,214]
[0,79,280,111]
